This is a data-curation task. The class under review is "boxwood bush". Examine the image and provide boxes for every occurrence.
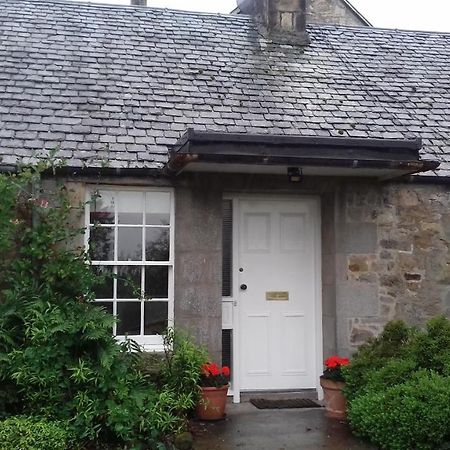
[348,371,450,450]
[345,316,450,450]
[0,416,71,450]
[343,320,413,401]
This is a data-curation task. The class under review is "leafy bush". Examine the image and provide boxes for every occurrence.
[346,316,450,450]
[156,329,209,430]
[362,358,418,395]
[0,416,71,450]
[161,329,208,396]
[407,315,450,373]
[0,162,205,449]
[343,320,413,401]
[348,371,450,450]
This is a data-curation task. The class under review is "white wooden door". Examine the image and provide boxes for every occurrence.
[237,197,319,391]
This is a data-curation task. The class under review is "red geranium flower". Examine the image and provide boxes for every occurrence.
[323,355,350,382]
[199,362,231,388]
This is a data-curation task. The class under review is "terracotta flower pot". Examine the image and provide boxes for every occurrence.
[320,376,347,420]
[196,384,229,421]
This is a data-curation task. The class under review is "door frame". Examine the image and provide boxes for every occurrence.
[225,194,323,403]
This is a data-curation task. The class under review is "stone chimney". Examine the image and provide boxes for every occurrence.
[237,0,310,45]
[130,0,147,6]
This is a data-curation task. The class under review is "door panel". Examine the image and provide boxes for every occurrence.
[243,314,270,375]
[282,313,307,375]
[244,213,271,252]
[238,197,318,391]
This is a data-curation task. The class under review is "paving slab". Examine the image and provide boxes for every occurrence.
[193,402,377,450]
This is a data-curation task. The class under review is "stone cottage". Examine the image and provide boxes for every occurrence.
[0,0,449,401]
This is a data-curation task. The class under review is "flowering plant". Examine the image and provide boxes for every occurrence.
[199,363,230,388]
[322,356,350,382]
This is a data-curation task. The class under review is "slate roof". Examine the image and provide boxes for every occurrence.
[1,0,450,176]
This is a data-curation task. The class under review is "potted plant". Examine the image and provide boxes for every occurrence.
[196,363,230,421]
[320,356,350,420]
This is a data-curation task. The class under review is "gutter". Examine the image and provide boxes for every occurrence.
[166,153,438,178]
[0,165,164,178]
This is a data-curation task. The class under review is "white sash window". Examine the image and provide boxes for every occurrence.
[86,187,174,350]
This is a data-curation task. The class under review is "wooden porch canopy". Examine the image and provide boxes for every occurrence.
[165,129,439,179]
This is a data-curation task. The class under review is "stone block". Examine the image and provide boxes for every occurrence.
[322,282,336,317]
[321,252,336,286]
[398,189,419,207]
[443,290,450,314]
[322,316,337,358]
[336,281,379,317]
[335,252,349,282]
[341,222,377,254]
[175,183,222,253]
[348,255,369,273]
[348,319,383,347]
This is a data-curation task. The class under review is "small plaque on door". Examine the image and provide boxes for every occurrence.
[266,291,289,301]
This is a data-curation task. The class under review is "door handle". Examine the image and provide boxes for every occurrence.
[240,284,248,291]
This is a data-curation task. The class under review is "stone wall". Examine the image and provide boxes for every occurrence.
[307,0,369,26]
[49,174,450,367]
[174,174,223,364]
[336,180,450,355]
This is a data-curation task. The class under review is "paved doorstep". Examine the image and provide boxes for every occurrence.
[192,402,377,450]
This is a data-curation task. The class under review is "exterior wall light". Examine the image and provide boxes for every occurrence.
[287,167,303,183]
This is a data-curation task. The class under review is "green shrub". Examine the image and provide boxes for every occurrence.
[362,358,418,395]
[161,329,209,398]
[0,162,205,449]
[348,371,450,450]
[154,329,209,432]
[136,352,165,381]
[343,320,413,401]
[346,316,450,450]
[407,315,450,373]
[0,416,71,450]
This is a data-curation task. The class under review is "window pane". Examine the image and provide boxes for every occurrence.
[118,227,142,261]
[95,301,113,315]
[144,301,168,335]
[89,226,114,261]
[146,192,170,225]
[90,190,115,224]
[92,266,114,299]
[118,192,144,224]
[145,266,168,299]
[117,266,141,299]
[117,302,141,335]
[145,228,169,261]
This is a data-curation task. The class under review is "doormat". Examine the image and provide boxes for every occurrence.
[250,398,322,409]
